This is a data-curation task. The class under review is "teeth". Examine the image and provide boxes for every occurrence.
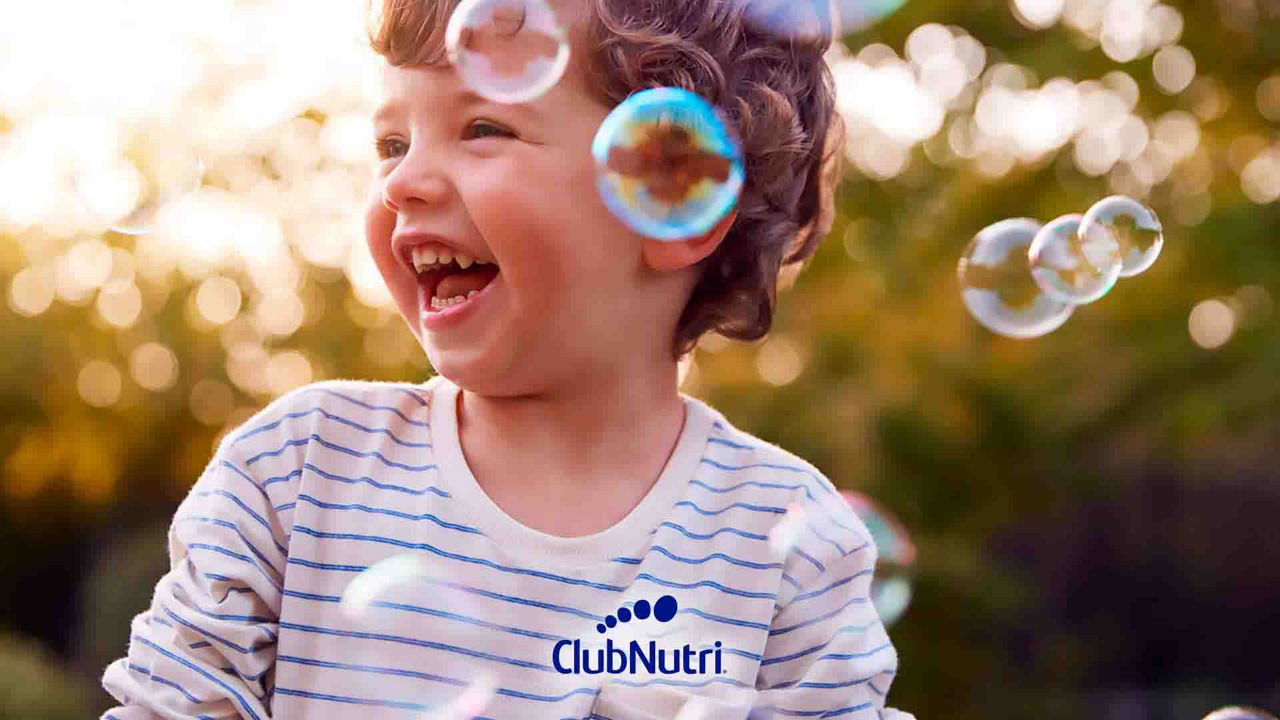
[411,246,494,274]
[429,289,481,309]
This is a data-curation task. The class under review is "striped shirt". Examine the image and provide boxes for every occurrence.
[100,374,915,720]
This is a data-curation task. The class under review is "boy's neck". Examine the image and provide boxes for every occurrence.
[454,369,688,500]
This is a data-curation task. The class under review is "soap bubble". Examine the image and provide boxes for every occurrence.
[339,553,428,620]
[445,0,570,104]
[1202,707,1279,720]
[840,490,917,628]
[735,0,908,41]
[592,87,745,241]
[1078,195,1164,278]
[106,146,204,236]
[340,553,499,716]
[1028,213,1123,305]
[957,218,1075,339]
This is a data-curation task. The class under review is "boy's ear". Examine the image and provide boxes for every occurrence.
[641,210,738,273]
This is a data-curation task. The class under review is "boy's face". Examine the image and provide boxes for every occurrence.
[364,33,699,393]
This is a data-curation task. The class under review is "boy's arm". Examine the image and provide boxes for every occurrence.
[753,511,916,720]
[99,434,289,720]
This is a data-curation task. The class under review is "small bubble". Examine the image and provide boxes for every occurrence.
[592,87,744,241]
[445,0,570,104]
[616,607,632,622]
[605,615,617,628]
[1078,195,1163,278]
[957,218,1075,339]
[1028,212,1122,305]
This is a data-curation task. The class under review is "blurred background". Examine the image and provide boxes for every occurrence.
[1,0,1278,718]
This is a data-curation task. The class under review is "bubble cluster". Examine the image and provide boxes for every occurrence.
[592,87,745,241]
[445,0,570,104]
[840,490,917,628]
[958,196,1163,338]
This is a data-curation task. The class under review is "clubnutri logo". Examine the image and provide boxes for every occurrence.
[552,595,724,675]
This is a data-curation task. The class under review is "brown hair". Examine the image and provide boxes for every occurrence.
[366,0,845,361]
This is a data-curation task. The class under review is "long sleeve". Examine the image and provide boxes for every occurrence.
[99,432,291,720]
[752,503,916,720]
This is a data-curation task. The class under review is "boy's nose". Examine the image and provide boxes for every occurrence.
[382,169,452,211]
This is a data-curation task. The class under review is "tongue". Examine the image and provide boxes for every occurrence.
[435,265,499,300]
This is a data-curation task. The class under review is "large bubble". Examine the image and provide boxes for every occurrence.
[1202,707,1279,720]
[1028,212,1122,305]
[592,87,745,241]
[735,0,908,40]
[840,490,917,628]
[106,142,204,236]
[339,554,499,717]
[957,218,1075,339]
[445,0,570,104]
[1078,195,1164,278]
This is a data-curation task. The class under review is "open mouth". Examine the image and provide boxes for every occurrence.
[415,259,501,305]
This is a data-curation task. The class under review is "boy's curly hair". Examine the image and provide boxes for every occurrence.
[366,0,845,361]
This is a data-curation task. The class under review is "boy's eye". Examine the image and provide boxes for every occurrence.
[464,120,515,141]
[372,120,514,160]
[373,137,406,160]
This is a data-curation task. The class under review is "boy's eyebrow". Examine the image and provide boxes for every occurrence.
[373,89,541,124]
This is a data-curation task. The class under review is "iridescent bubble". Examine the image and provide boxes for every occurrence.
[445,0,570,104]
[340,554,499,716]
[1028,213,1122,305]
[840,490,917,628]
[957,217,1075,339]
[1202,707,1279,720]
[592,87,745,241]
[735,0,907,40]
[1078,195,1164,278]
[339,553,429,620]
[833,0,909,33]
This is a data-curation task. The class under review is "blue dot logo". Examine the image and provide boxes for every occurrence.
[596,595,677,634]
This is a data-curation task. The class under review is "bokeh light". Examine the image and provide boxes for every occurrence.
[129,342,179,392]
[1188,298,1236,350]
[77,360,123,408]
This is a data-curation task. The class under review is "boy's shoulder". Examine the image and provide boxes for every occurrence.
[218,378,431,456]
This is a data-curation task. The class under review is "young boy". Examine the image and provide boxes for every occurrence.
[100,0,916,718]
